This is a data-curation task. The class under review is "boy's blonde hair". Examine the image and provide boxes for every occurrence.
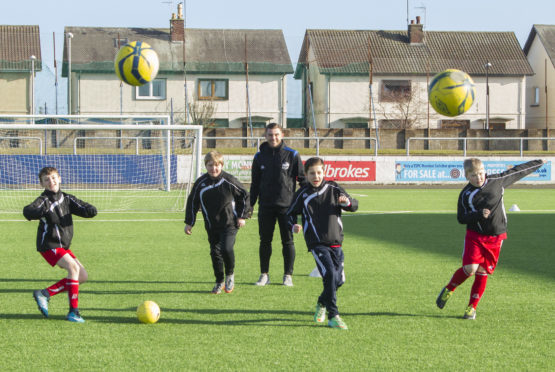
[463,158,483,174]
[204,151,224,166]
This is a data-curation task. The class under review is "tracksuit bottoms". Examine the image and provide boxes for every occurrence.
[258,205,296,275]
[207,228,237,283]
[312,244,345,319]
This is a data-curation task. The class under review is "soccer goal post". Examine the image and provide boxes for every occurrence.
[0,115,203,212]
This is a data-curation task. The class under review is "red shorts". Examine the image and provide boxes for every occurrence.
[40,247,76,267]
[463,229,506,274]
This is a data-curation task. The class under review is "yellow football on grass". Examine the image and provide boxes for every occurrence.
[137,300,160,324]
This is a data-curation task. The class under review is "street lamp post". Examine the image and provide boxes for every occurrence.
[67,32,73,115]
[30,55,36,122]
[485,61,492,130]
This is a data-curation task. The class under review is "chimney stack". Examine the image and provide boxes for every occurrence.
[408,17,424,44]
[170,3,184,42]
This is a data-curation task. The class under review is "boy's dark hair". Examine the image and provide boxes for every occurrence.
[304,157,324,173]
[265,122,283,134]
[38,167,59,180]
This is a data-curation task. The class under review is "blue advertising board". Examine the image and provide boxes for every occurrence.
[395,160,550,182]
[0,155,177,185]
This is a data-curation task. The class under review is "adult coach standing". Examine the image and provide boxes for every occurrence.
[250,123,305,286]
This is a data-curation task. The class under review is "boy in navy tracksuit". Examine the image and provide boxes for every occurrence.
[185,151,251,294]
[436,158,546,319]
[287,157,358,330]
[23,167,97,323]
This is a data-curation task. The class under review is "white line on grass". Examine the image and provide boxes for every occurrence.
[2,219,185,222]
[4,210,554,223]
[77,218,184,222]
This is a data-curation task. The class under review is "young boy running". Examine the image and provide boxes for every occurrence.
[287,157,358,330]
[436,158,546,319]
[24,167,97,323]
[185,151,251,294]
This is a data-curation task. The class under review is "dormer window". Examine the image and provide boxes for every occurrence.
[380,80,412,102]
[113,38,129,48]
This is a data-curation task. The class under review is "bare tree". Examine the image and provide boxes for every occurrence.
[375,85,427,129]
[187,98,216,127]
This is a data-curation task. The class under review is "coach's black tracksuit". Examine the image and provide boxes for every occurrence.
[23,190,97,252]
[457,159,544,236]
[286,180,358,318]
[185,171,250,282]
[250,141,305,275]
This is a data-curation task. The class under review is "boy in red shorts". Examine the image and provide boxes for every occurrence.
[23,167,97,323]
[436,158,546,319]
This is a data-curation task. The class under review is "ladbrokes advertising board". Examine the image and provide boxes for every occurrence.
[322,161,376,182]
[222,158,376,182]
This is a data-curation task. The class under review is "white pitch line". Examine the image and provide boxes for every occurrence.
[4,210,555,223]
[78,218,185,222]
[3,219,185,222]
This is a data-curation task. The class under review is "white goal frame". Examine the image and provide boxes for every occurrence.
[0,115,203,191]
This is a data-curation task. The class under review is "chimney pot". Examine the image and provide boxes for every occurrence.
[416,16,421,24]
[408,19,424,44]
[170,4,185,42]
[177,3,183,19]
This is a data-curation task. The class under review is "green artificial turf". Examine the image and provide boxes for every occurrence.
[1,188,553,370]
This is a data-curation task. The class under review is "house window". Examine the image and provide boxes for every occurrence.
[113,38,129,47]
[76,130,86,149]
[531,87,540,106]
[490,122,506,130]
[210,119,229,128]
[346,122,368,129]
[440,120,470,129]
[136,79,166,100]
[379,119,405,129]
[198,79,228,100]
[206,119,229,128]
[244,121,266,128]
[381,80,411,102]
[140,130,152,149]
[7,130,19,148]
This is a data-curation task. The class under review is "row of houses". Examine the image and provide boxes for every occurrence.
[1,7,554,130]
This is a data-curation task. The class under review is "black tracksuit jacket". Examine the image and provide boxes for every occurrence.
[286,180,358,250]
[185,171,251,231]
[250,141,305,208]
[23,190,97,252]
[457,159,544,236]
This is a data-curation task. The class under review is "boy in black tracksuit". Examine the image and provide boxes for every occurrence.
[23,167,97,323]
[250,123,305,287]
[436,158,546,319]
[185,151,251,294]
[287,157,358,330]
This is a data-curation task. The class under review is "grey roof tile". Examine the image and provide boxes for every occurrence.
[295,29,532,78]
[62,27,293,76]
[0,25,42,71]
[523,24,555,67]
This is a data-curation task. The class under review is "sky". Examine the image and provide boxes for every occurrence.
[3,0,554,115]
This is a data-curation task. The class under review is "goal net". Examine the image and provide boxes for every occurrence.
[0,115,203,212]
